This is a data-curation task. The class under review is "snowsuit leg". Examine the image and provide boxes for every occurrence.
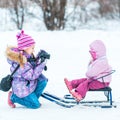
[73,79,109,98]
[73,78,89,98]
[11,92,41,109]
[11,74,48,109]
[71,78,87,89]
[34,74,48,98]
[88,80,109,90]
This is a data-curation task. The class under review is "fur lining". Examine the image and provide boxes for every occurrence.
[5,46,27,66]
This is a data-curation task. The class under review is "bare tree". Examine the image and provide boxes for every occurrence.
[118,0,120,18]
[9,0,25,30]
[65,0,91,30]
[30,0,67,30]
[0,0,9,8]
[97,0,116,18]
[42,0,67,30]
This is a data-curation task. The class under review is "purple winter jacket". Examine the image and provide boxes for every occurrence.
[7,48,46,98]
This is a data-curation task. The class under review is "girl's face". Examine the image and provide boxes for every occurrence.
[24,44,35,55]
[89,49,97,60]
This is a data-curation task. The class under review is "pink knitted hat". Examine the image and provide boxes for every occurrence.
[16,30,35,50]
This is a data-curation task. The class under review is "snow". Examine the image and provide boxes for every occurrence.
[0,29,120,120]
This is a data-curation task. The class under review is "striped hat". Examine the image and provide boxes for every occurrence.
[16,30,35,50]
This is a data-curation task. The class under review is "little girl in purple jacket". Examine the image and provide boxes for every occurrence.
[6,30,48,109]
[64,40,112,102]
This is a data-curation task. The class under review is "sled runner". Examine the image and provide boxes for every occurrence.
[41,92,76,108]
[42,91,116,108]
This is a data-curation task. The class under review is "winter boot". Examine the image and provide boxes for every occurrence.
[8,91,16,108]
[70,90,82,102]
[64,78,73,93]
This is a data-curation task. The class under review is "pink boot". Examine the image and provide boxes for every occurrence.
[70,90,82,102]
[8,91,16,108]
[64,78,73,93]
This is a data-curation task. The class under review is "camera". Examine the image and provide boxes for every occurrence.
[37,50,50,63]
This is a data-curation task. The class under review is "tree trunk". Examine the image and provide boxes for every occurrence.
[42,0,67,30]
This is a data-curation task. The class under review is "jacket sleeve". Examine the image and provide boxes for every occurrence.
[20,62,46,80]
[86,59,109,79]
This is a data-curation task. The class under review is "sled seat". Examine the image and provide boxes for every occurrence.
[89,86,112,105]
[88,70,115,106]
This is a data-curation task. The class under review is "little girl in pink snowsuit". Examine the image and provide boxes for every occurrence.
[64,40,112,102]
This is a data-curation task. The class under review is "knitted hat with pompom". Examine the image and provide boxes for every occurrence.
[16,30,35,50]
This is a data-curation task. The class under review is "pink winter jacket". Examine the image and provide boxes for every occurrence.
[86,40,112,83]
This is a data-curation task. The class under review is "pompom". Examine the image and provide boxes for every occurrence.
[16,30,24,39]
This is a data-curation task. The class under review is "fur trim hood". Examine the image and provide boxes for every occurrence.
[5,46,27,66]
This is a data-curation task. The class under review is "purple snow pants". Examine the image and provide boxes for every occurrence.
[70,78,109,98]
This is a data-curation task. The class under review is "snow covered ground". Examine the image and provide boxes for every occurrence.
[0,29,120,120]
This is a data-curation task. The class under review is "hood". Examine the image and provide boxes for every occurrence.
[89,40,106,58]
[5,46,27,66]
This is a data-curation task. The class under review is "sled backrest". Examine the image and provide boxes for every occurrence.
[96,70,116,80]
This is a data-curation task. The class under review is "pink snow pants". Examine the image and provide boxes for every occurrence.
[71,78,109,98]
